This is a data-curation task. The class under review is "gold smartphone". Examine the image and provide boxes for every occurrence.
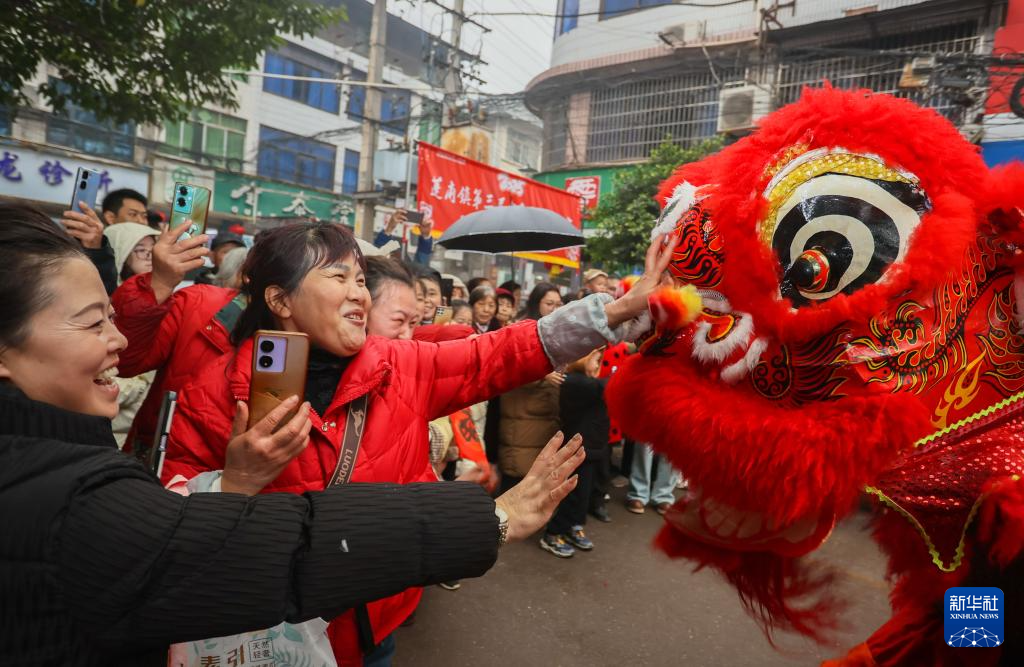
[432,305,452,326]
[248,330,309,430]
[169,182,211,240]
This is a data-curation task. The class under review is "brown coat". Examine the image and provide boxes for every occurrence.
[498,379,561,477]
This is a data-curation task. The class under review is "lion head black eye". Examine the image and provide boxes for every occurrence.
[770,173,930,307]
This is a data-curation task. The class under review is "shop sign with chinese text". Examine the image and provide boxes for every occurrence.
[213,172,354,225]
[0,143,149,207]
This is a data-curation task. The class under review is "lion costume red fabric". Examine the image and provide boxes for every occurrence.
[606,86,1024,665]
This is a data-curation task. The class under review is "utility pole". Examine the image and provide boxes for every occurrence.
[355,0,388,241]
[443,0,465,125]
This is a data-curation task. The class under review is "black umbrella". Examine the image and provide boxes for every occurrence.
[437,206,584,253]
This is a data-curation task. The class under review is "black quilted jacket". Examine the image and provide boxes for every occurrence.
[0,383,498,666]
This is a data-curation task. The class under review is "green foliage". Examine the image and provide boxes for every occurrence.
[586,137,723,273]
[0,1,345,125]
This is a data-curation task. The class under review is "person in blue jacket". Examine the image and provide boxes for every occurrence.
[374,209,434,265]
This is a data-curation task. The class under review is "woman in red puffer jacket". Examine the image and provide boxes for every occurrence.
[110,224,234,457]
[161,221,674,666]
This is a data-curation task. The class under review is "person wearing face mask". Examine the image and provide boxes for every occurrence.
[109,223,233,457]
[0,203,588,667]
[159,221,674,666]
[102,222,161,448]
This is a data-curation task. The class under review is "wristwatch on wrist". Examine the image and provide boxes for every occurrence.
[495,504,509,548]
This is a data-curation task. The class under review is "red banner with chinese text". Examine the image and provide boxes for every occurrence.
[417,142,582,268]
[565,175,601,210]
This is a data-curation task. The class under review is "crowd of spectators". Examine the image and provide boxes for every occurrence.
[0,200,682,666]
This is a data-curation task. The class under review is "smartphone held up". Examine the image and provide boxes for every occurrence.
[69,168,101,212]
[169,182,211,240]
[248,331,310,430]
[432,305,453,326]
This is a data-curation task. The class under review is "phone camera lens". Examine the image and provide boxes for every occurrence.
[179,186,188,195]
[82,172,89,179]
[79,181,87,190]
[177,197,186,207]
[259,340,275,353]
[258,355,274,369]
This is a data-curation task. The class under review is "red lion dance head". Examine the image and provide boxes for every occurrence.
[607,86,1024,664]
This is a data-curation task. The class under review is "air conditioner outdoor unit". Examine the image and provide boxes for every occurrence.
[716,85,771,134]
[659,21,706,47]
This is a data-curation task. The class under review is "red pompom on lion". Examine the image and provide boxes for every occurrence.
[606,86,1024,666]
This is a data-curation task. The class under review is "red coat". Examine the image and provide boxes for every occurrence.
[162,321,553,664]
[111,274,242,452]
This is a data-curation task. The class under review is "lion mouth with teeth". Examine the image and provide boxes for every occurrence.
[606,87,1024,662]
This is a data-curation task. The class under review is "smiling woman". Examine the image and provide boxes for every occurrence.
[0,206,126,418]
[0,203,588,666]
[160,220,676,664]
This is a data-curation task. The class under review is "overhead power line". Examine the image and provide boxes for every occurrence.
[470,0,751,19]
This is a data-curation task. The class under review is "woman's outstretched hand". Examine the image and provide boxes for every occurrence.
[495,432,585,543]
[604,231,678,328]
[222,396,312,496]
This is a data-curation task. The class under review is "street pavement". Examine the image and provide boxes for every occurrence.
[395,487,891,666]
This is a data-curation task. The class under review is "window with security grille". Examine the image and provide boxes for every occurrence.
[775,21,982,125]
[541,99,569,170]
[586,67,743,163]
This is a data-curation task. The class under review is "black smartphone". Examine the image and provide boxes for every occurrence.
[405,210,424,224]
[149,391,178,477]
[440,277,454,305]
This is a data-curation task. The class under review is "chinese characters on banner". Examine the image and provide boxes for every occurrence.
[565,175,601,211]
[417,142,583,268]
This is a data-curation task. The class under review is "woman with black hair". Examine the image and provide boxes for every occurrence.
[0,203,585,666]
[156,220,675,665]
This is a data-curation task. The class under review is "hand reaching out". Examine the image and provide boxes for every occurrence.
[385,209,408,235]
[418,215,434,238]
[495,432,585,543]
[543,371,566,387]
[603,230,679,328]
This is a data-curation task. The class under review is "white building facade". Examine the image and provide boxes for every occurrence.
[0,0,453,236]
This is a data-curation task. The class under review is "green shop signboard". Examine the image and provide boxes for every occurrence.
[532,164,635,229]
[214,172,354,225]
